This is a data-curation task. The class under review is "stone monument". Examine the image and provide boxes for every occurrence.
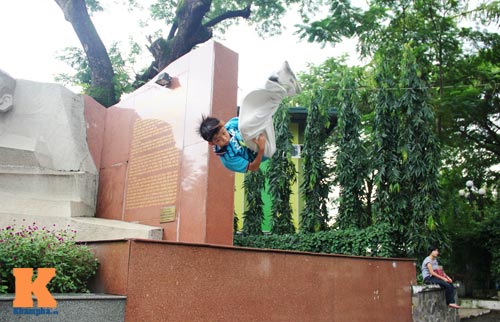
[0,69,161,241]
[0,40,236,244]
[89,40,237,246]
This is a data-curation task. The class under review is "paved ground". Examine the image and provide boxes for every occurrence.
[460,309,500,321]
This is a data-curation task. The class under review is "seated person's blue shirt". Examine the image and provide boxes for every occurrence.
[214,117,267,173]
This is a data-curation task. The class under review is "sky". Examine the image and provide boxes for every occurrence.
[0,0,362,100]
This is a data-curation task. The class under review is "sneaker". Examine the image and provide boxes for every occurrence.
[269,61,301,96]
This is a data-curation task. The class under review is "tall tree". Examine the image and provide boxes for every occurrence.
[300,90,331,233]
[335,69,370,229]
[372,57,406,254]
[438,31,500,184]
[55,0,116,106]
[298,0,498,160]
[398,43,442,257]
[298,0,499,252]
[54,0,325,106]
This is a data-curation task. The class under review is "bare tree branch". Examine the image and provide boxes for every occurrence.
[167,20,179,40]
[205,5,251,27]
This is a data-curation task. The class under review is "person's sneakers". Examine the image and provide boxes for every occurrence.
[269,61,301,96]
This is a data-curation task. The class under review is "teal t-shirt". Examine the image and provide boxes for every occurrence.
[214,117,265,173]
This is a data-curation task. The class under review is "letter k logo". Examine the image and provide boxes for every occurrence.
[13,268,57,308]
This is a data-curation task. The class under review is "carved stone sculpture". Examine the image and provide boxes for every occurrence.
[0,69,16,113]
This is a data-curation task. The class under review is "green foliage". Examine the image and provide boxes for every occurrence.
[439,168,500,292]
[268,104,297,234]
[372,57,405,228]
[242,169,266,235]
[471,0,500,24]
[482,208,500,285]
[300,90,331,233]
[59,0,328,102]
[398,43,442,257]
[298,0,466,62]
[234,223,395,258]
[335,68,370,229]
[0,223,99,294]
[150,0,324,37]
[85,0,104,13]
[55,42,136,101]
[293,0,500,289]
[437,30,500,186]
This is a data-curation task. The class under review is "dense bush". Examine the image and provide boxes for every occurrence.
[481,208,500,287]
[0,222,99,294]
[234,223,396,258]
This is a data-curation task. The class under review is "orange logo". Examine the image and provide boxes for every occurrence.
[13,268,57,308]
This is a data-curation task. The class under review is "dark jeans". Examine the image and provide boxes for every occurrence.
[424,276,456,305]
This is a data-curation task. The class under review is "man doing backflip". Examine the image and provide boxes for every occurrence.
[198,61,301,173]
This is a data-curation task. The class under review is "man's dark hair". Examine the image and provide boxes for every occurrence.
[198,115,222,141]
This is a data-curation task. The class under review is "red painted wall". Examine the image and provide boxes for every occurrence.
[89,239,416,322]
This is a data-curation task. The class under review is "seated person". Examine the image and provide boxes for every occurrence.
[421,245,460,309]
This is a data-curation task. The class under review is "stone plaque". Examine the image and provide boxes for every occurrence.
[160,206,176,223]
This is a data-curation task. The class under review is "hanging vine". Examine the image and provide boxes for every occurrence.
[268,104,297,234]
[335,68,370,229]
[300,90,331,233]
[242,169,265,235]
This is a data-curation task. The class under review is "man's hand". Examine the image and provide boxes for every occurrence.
[248,134,266,172]
[252,134,266,151]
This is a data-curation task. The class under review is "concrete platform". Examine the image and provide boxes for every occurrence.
[459,298,500,320]
[0,212,163,241]
[459,308,491,319]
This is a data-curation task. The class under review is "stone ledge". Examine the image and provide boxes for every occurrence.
[412,284,441,294]
[460,298,500,310]
[0,293,127,301]
[0,212,163,241]
[0,293,126,322]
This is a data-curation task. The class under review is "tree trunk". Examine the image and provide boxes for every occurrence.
[162,0,213,68]
[54,0,117,107]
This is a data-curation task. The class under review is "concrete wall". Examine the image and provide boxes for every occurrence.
[412,286,459,322]
[89,239,416,322]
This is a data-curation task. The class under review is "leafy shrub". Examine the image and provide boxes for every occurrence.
[0,222,99,294]
[234,223,396,258]
[481,207,500,286]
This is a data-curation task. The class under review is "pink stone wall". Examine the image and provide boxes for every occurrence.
[89,239,417,322]
[84,41,237,245]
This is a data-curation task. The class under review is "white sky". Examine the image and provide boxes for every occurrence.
[0,0,362,99]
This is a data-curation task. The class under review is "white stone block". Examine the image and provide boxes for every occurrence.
[0,75,97,218]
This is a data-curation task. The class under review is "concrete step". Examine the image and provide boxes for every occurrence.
[0,212,163,241]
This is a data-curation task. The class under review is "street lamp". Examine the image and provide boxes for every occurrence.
[458,180,486,201]
[458,180,486,219]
